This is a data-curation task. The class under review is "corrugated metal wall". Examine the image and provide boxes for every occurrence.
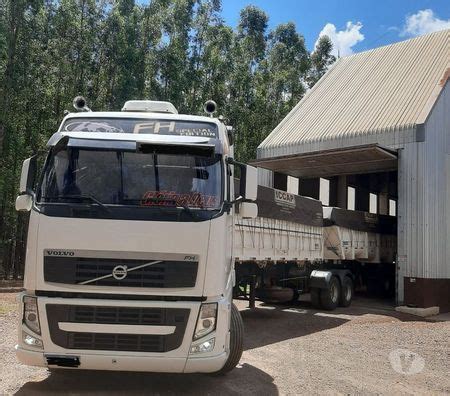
[396,82,449,302]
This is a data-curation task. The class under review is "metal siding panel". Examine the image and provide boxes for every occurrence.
[422,82,450,279]
[397,83,450,283]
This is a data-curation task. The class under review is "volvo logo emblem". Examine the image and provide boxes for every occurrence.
[46,250,75,256]
[112,265,128,280]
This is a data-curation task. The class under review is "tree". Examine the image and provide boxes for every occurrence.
[0,0,334,278]
[308,34,336,87]
[225,5,268,162]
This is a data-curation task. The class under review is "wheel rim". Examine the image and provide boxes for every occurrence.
[331,283,338,303]
[345,284,352,301]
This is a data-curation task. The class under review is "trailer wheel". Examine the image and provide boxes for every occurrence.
[216,303,244,374]
[289,288,300,303]
[320,276,340,310]
[339,276,353,307]
[310,288,322,309]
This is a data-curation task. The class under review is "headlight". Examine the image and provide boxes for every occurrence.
[22,331,43,348]
[190,338,215,354]
[193,303,217,340]
[23,296,41,334]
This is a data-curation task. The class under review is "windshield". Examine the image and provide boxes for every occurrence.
[38,146,223,217]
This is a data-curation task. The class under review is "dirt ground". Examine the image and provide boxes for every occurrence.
[1,292,449,395]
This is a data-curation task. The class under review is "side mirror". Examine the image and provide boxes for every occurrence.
[239,202,258,219]
[243,165,257,201]
[19,156,37,194]
[227,158,258,202]
[16,194,33,212]
[226,126,234,146]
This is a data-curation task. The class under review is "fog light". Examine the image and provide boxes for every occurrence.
[190,338,215,354]
[23,332,43,348]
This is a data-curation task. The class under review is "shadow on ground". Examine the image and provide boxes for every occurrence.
[239,295,424,351]
[16,363,277,395]
[14,297,423,395]
[240,301,347,350]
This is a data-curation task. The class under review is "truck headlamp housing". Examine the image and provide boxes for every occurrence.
[193,303,217,340]
[23,296,41,335]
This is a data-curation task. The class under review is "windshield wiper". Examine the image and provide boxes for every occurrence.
[52,194,111,213]
[178,204,201,220]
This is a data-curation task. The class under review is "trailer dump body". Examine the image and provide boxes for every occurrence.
[234,186,324,262]
[234,186,396,263]
[323,207,397,263]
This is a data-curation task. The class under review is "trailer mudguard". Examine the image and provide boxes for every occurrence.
[310,269,353,289]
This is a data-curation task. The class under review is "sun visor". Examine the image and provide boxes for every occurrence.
[46,132,220,154]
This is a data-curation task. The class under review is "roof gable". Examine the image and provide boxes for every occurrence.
[258,29,449,158]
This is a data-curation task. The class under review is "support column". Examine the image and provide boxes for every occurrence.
[337,176,347,209]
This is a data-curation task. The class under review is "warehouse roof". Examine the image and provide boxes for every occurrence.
[257,29,450,160]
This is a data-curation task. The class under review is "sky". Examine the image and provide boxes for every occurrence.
[221,0,450,56]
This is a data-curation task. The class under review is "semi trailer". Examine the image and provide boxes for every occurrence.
[234,186,397,309]
[15,98,396,374]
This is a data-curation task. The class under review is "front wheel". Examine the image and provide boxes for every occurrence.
[215,303,244,374]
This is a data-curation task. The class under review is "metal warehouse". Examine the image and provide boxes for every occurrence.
[254,29,450,312]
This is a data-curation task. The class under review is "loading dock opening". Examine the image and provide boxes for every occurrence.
[254,150,399,301]
[254,29,450,313]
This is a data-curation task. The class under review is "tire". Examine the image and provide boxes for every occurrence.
[289,288,300,303]
[339,276,353,307]
[310,287,322,309]
[320,276,341,311]
[216,303,244,374]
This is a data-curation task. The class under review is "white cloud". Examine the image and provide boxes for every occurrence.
[402,9,450,37]
[315,21,364,57]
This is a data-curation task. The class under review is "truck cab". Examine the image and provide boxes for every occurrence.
[15,99,257,373]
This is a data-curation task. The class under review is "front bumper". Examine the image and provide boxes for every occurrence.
[16,345,228,373]
[16,294,231,374]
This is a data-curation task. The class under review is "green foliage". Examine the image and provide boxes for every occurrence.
[0,0,335,278]
[308,34,336,87]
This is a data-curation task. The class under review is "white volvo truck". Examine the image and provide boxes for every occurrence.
[15,98,259,373]
[15,98,397,373]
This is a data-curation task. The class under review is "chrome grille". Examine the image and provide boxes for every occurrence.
[44,257,198,288]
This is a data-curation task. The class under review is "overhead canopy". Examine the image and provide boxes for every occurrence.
[252,144,397,179]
